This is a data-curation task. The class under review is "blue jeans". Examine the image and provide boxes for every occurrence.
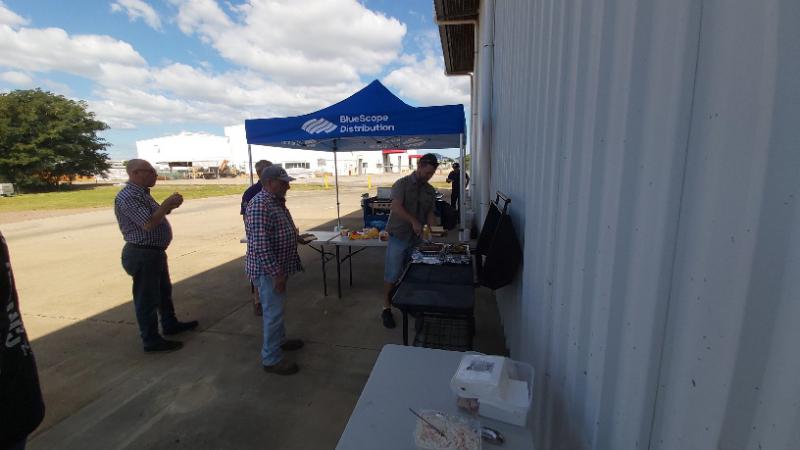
[383,235,419,284]
[254,274,286,366]
[121,244,178,346]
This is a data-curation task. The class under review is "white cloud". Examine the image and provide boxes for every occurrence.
[172,0,232,37]
[383,52,470,106]
[0,70,32,85]
[0,1,463,136]
[150,63,361,114]
[171,0,406,85]
[88,87,204,129]
[95,62,152,86]
[111,0,163,31]
[88,86,255,129]
[0,1,27,27]
[0,26,146,80]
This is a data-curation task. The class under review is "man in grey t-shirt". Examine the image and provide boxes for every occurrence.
[381,153,439,328]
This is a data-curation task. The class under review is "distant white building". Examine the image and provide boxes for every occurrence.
[135,126,420,178]
[136,132,230,170]
[99,160,128,180]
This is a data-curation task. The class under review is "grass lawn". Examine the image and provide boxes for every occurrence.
[0,183,325,212]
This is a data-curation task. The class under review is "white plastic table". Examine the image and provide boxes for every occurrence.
[241,231,387,298]
[306,230,388,298]
[335,344,535,450]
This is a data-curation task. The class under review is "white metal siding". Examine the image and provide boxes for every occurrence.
[479,0,800,449]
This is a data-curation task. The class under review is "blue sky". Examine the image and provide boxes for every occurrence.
[0,0,469,159]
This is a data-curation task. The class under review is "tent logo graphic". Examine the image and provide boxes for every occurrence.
[301,118,337,134]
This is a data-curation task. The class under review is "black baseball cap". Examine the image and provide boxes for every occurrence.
[261,165,295,182]
[419,153,439,167]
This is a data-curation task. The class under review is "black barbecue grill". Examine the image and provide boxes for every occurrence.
[362,187,449,230]
[361,187,392,230]
[392,191,523,351]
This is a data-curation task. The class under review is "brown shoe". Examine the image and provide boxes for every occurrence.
[263,359,299,376]
[281,339,304,351]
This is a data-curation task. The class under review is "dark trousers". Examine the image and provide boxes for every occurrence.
[121,244,177,345]
[6,437,27,450]
[450,190,461,213]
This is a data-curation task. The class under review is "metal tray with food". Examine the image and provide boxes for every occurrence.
[417,243,445,254]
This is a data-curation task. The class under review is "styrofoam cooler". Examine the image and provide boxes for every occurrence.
[450,355,508,399]
[450,355,535,427]
[478,359,534,426]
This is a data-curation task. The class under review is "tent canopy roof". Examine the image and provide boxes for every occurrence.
[245,80,465,151]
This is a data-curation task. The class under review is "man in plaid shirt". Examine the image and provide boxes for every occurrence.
[114,159,198,353]
[245,166,305,375]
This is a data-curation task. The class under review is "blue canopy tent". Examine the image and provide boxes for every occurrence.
[244,80,467,237]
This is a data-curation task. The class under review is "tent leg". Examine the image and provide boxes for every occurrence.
[459,134,467,242]
[334,148,341,230]
[248,144,253,185]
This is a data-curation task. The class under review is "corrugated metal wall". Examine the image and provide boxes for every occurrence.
[478,0,800,449]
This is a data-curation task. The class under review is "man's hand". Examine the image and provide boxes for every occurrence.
[144,193,183,231]
[411,219,423,236]
[164,193,184,211]
[273,274,287,294]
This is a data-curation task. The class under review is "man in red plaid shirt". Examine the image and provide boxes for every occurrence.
[245,166,305,375]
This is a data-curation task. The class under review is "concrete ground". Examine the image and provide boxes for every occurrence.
[1,183,505,450]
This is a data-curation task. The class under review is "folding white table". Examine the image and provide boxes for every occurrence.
[241,231,386,298]
[305,231,387,298]
[335,344,535,450]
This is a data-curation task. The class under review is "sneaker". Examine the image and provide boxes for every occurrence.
[144,339,183,353]
[163,320,199,336]
[263,359,299,376]
[382,308,396,329]
[281,339,304,351]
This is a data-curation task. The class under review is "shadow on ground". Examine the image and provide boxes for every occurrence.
[28,212,506,450]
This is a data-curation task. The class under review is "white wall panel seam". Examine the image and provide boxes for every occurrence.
[644,2,706,449]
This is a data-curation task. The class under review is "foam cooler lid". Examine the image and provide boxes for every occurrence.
[450,354,508,399]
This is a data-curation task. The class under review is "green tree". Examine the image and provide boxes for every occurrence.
[0,89,111,189]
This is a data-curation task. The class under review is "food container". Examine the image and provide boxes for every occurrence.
[430,225,447,237]
[450,354,535,427]
[379,230,389,241]
[447,243,469,255]
[413,410,481,450]
[418,243,444,254]
[450,355,508,399]
[478,360,534,427]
